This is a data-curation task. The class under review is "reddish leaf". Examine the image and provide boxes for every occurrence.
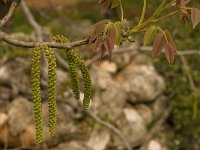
[107,24,116,44]
[165,31,177,55]
[93,36,104,52]
[191,8,200,28]
[164,43,177,64]
[89,20,110,43]
[105,37,115,56]
[99,0,112,12]
[152,32,166,58]
[101,41,109,58]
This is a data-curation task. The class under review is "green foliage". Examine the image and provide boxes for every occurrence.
[143,25,158,46]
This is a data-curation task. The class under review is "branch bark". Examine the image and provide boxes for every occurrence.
[0,31,88,50]
[0,1,19,28]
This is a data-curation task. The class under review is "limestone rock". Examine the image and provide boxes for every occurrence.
[134,104,153,125]
[90,63,113,89]
[87,128,110,150]
[51,141,92,150]
[116,55,165,102]
[147,140,168,150]
[8,97,33,136]
[115,107,147,145]
[90,80,127,121]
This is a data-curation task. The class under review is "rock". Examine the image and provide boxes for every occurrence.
[90,80,127,121]
[150,96,168,117]
[51,141,92,150]
[8,97,33,136]
[114,107,147,145]
[90,63,113,89]
[116,55,165,102]
[98,61,117,74]
[112,44,139,70]
[147,140,168,150]
[87,128,110,150]
[134,104,153,125]
[0,100,36,148]
[0,58,32,97]
[0,113,8,128]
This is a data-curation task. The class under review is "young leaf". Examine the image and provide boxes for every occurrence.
[164,31,177,64]
[165,30,177,53]
[191,8,200,28]
[143,26,158,46]
[111,0,120,9]
[164,43,177,64]
[89,20,110,43]
[99,0,112,11]
[152,32,167,58]
[114,22,123,45]
[93,36,104,52]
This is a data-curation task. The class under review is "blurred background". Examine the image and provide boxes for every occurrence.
[0,0,200,150]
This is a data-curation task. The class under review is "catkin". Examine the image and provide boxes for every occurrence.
[66,49,92,110]
[42,45,57,137]
[53,34,92,110]
[76,58,92,110]
[31,47,43,143]
[53,35,80,100]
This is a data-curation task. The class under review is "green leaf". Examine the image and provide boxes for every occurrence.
[143,26,158,46]
[111,0,120,9]
[114,22,122,45]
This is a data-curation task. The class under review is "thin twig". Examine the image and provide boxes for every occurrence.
[180,55,197,90]
[21,1,43,42]
[140,106,172,150]
[86,46,200,66]
[0,1,19,28]
[86,111,132,150]
[20,0,68,69]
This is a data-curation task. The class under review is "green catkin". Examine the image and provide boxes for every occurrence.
[76,58,92,110]
[42,45,57,137]
[53,35,92,110]
[31,47,43,143]
[53,35,80,100]
[65,48,91,110]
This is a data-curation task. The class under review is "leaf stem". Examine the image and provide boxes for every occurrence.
[152,10,179,22]
[127,0,176,35]
[138,0,147,25]
[119,0,124,21]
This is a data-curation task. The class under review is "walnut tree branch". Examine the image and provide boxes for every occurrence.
[0,1,19,28]
[0,31,88,50]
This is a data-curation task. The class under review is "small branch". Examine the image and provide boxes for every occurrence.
[152,10,179,22]
[86,46,200,66]
[0,32,88,50]
[180,55,197,90]
[21,1,43,42]
[86,111,132,150]
[0,1,19,28]
[140,106,172,150]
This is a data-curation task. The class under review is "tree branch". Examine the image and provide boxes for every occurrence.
[21,1,43,42]
[0,31,88,50]
[0,1,19,28]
